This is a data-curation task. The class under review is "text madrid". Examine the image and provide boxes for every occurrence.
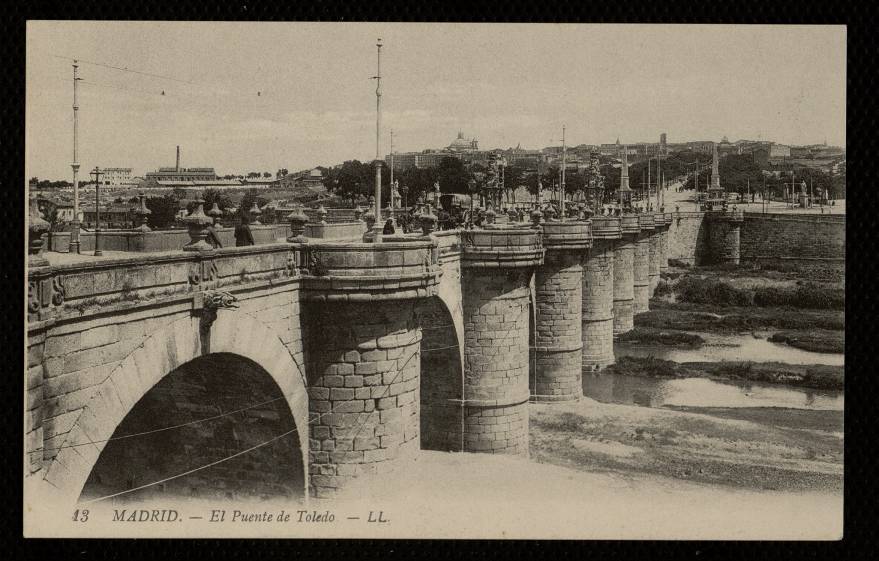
[111,509,338,523]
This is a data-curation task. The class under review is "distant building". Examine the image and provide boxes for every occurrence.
[752,148,770,168]
[81,204,135,229]
[687,141,714,154]
[142,146,217,187]
[144,167,218,185]
[386,132,480,170]
[101,167,133,187]
[446,131,479,153]
[275,168,327,193]
[599,143,620,157]
[769,144,791,159]
[503,145,543,168]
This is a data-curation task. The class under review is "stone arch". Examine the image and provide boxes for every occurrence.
[417,295,465,451]
[44,312,309,503]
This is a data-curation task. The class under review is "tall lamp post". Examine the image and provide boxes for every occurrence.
[560,125,566,218]
[70,60,82,254]
[91,167,104,256]
[372,38,383,240]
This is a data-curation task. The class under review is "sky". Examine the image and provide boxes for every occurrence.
[26,22,846,180]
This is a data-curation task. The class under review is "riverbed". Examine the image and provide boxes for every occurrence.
[615,331,844,366]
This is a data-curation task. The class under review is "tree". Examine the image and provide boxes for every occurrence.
[145,194,181,229]
[236,189,270,222]
[263,172,272,178]
[324,160,373,206]
[186,188,233,215]
[397,166,438,206]
[436,157,470,194]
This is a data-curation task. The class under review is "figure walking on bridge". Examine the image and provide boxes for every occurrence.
[235,214,255,247]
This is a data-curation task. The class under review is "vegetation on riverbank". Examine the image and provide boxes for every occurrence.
[605,356,843,390]
[615,327,704,347]
[636,300,845,333]
[660,276,844,310]
[769,330,845,354]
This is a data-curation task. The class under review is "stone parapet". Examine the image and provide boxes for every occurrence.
[619,215,641,236]
[460,226,544,269]
[590,216,623,240]
[300,239,442,302]
[28,243,301,327]
[540,220,593,251]
[531,221,591,402]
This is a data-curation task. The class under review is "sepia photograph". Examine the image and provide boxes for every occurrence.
[24,21,845,539]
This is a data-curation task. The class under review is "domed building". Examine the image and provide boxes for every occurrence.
[446,131,479,153]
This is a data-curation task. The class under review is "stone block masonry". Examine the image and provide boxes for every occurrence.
[667,212,707,266]
[633,214,653,314]
[462,268,532,455]
[648,214,662,296]
[304,301,422,499]
[660,212,672,275]
[418,297,464,452]
[613,216,639,335]
[532,221,591,402]
[582,217,621,370]
[705,210,743,265]
[460,226,543,456]
[738,213,844,265]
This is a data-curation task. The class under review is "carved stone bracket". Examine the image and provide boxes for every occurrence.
[197,289,239,334]
[27,271,66,321]
[188,259,219,288]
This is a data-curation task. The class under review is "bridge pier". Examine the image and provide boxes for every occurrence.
[648,213,663,296]
[305,302,422,498]
[707,209,744,265]
[301,241,441,498]
[531,221,592,402]
[460,227,543,455]
[582,217,621,370]
[613,215,640,335]
[633,214,653,314]
[660,212,672,276]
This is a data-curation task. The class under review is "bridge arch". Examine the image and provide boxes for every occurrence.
[418,295,465,451]
[44,312,309,503]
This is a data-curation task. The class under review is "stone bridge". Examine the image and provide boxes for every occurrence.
[25,209,844,502]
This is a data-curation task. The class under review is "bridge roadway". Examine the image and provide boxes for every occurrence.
[27,213,681,502]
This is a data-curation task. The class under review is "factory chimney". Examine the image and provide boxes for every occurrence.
[176,146,181,172]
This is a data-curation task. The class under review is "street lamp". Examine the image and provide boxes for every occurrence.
[91,167,104,256]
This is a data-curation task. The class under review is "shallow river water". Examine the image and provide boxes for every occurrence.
[615,331,844,367]
[582,372,843,411]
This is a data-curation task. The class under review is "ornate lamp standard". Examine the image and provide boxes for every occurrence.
[90,167,104,256]
[371,38,384,241]
[69,60,82,254]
